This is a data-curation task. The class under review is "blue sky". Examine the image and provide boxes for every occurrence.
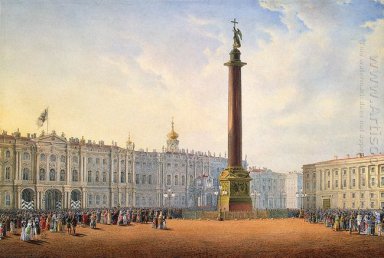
[0,0,383,172]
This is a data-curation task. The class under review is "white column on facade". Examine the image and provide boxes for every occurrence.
[331,169,334,190]
[357,167,361,190]
[366,166,369,189]
[347,168,351,189]
[339,168,342,190]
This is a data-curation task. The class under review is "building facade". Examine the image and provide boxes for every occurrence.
[249,167,287,209]
[302,154,384,210]
[0,123,227,210]
[285,171,303,209]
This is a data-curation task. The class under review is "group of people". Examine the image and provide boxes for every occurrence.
[304,209,384,236]
[0,207,180,241]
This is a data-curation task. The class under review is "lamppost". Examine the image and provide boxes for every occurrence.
[214,191,219,210]
[163,188,175,218]
[250,190,261,210]
[296,188,307,218]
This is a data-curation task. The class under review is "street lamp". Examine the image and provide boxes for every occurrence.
[213,191,219,210]
[250,191,261,210]
[163,188,175,219]
[296,188,307,217]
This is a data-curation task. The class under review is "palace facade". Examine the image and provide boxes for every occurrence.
[0,122,227,210]
[303,154,384,210]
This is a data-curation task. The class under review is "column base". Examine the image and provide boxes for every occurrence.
[219,167,252,212]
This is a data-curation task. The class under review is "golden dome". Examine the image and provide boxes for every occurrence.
[167,118,179,140]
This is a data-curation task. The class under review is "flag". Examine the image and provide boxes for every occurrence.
[37,108,48,127]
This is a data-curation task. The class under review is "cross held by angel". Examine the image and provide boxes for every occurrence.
[231,18,242,49]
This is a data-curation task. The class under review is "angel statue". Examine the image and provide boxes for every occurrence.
[231,18,242,48]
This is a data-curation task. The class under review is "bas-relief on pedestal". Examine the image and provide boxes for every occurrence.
[219,19,252,212]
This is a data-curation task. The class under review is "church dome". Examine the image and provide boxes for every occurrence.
[167,118,179,140]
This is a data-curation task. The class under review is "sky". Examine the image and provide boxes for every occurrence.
[0,0,383,172]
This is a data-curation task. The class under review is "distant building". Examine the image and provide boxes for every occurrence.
[0,122,228,210]
[285,171,303,209]
[249,167,286,209]
[302,153,384,210]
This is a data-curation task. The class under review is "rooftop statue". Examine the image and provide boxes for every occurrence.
[231,18,242,49]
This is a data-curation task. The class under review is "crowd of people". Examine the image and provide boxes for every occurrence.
[0,207,183,241]
[304,209,384,236]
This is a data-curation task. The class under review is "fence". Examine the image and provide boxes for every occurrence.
[182,209,295,220]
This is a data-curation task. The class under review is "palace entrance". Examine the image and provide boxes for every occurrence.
[21,188,35,209]
[45,189,62,210]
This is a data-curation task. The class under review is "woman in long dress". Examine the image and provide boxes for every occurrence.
[107,210,111,225]
[10,219,16,235]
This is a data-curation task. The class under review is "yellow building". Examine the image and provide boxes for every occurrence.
[302,154,384,210]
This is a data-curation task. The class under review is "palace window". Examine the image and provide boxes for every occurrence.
[40,153,46,161]
[103,159,107,165]
[381,192,384,198]
[5,150,10,158]
[88,157,92,164]
[343,179,346,187]
[335,171,338,176]
[361,178,366,187]
[60,155,66,163]
[72,156,78,163]
[50,154,56,162]
[121,172,125,183]
[189,175,193,185]
[103,172,106,183]
[371,193,375,199]
[60,169,65,181]
[23,152,30,160]
[96,158,100,164]
[128,173,132,183]
[335,180,338,188]
[96,195,100,205]
[96,171,100,182]
[352,202,355,208]
[343,170,347,175]
[167,175,171,185]
[352,179,356,187]
[102,195,107,205]
[361,167,366,173]
[343,193,346,198]
[182,175,185,186]
[361,202,364,208]
[175,175,179,186]
[87,171,92,182]
[371,177,375,186]
[148,175,152,184]
[360,193,364,198]
[49,169,56,181]
[23,168,30,180]
[327,181,330,188]
[135,174,139,184]
[142,175,146,184]
[5,167,11,180]
[113,172,117,183]
[352,193,355,198]
[5,193,10,206]
[371,167,375,173]
[72,170,79,182]
[371,202,375,208]
[88,195,93,206]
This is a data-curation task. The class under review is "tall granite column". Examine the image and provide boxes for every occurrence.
[219,20,252,212]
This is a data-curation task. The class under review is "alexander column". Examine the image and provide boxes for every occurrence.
[219,19,252,212]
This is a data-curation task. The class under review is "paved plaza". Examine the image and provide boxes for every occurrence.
[1,218,384,257]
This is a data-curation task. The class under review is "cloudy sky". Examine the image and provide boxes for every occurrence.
[0,0,383,172]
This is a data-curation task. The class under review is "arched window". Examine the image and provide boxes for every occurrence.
[72,170,78,182]
[167,175,171,185]
[88,157,92,164]
[128,173,132,183]
[39,168,46,181]
[5,193,11,206]
[102,172,107,183]
[60,155,66,163]
[49,169,56,181]
[40,153,46,161]
[182,175,185,186]
[113,172,117,183]
[5,150,11,158]
[72,156,78,163]
[95,171,100,182]
[120,172,125,183]
[148,175,152,184]
[142,175,146,184]
[102,195,107,205]
[88,171,92,182]
[60,169,65,181]
[88,194,93,206]
[174,175,179,185]
[23,152,30,160]
[96,195,100,205]
[189,175,194,185]
[50,154,56,162]
[22,168,30,180]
